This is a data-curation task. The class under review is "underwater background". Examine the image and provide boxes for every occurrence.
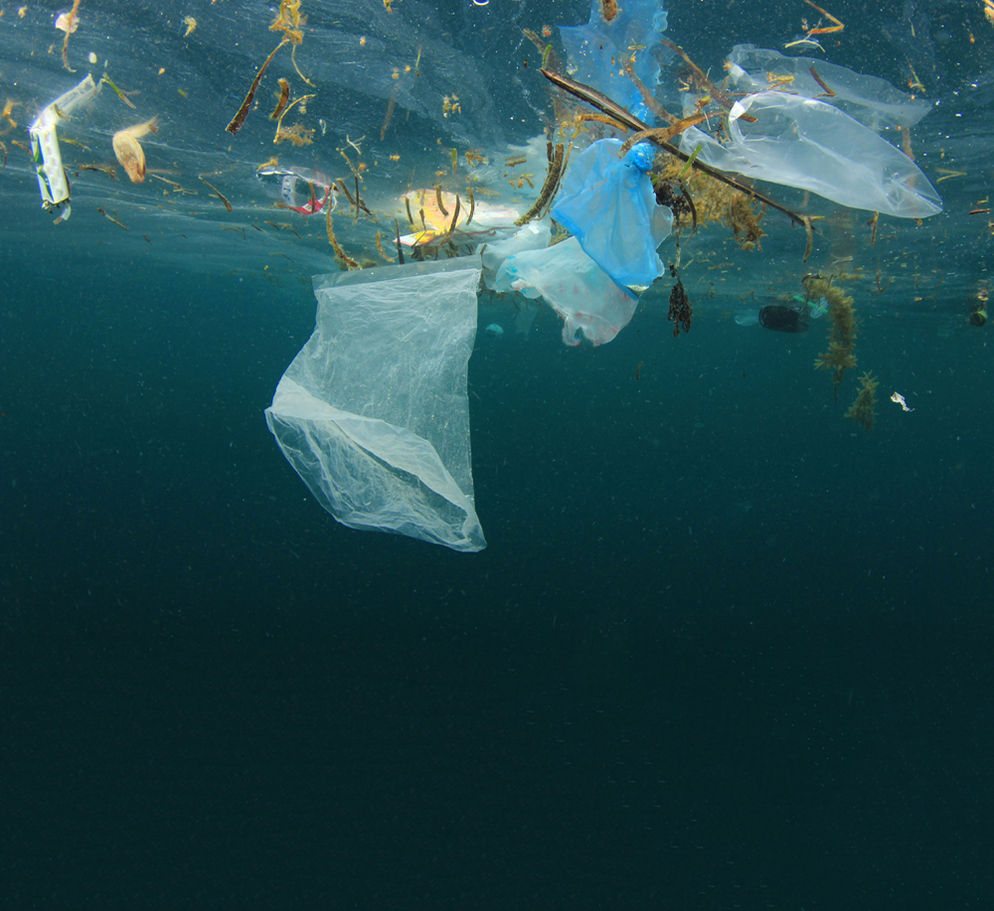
[3,0,994,906]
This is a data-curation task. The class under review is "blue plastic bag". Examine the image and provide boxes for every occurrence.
[552,138,673,289]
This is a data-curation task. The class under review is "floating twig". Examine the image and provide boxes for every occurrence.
[96,206,128,230]
[434,184,449,217]
[624,63,677,124]
[100,74,138,109]
[515,142,565,226]
[802,215,814,262]
[809,66,835,97]
[325,203,359,269]
[440,193,461,243]
[58,0,82,72]
[227,38,288,134]
[199,176,233,212]
[379,92,396,141]
[274,91,314,143]
[658,39,751,120]
[395,219,405,264]
[78,163,117,179]
[803,0,845,35]
[270,78,291,120]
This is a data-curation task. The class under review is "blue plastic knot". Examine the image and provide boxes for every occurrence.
[623,142,655,173]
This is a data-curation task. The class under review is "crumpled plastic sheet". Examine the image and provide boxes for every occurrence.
[494,236,638,347]
[265,259,486,553]
[560,0,669,121]
[725,44,933,131]
[478,221,552,291]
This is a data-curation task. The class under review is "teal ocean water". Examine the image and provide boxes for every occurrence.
[3,0,993,906]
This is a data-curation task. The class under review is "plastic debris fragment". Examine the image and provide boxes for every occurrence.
[495,236,637,346]
[28,73,102,221]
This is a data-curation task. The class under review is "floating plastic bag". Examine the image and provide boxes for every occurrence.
[494,236,636,346]
[552,138,673,290]
[679,91,942,218]
[478,220,551,291]
[725,45,932,131]
[560,0,668,122]
[265,259,486,553]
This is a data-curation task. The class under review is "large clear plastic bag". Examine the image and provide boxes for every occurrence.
[725,45,932,131]
[679,91,942,218]
[552,138,673,290]
[265,259,486,553]
[494,237,637,347]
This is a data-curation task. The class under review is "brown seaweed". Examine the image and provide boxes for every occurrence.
[514,142,565,226]
[846,372,878,431]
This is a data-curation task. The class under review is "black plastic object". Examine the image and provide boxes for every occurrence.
[758,304,810,333]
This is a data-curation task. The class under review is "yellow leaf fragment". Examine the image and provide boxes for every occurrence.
[112,116,158,183]
[2,98,19,130]
[182,15,196,36]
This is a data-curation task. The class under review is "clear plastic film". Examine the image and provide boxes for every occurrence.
[265,259,486,553]
[725,45,932,131]
[680,90,942,218]
[494,236,638,347]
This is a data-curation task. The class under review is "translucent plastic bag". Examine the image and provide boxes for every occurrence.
[478,220,551,291]
[560,0,669,122]
[725,45,932,131]
[265,259,486,553]
[679,91,942,218]
[494,236,637,346]
[552,138,673,290]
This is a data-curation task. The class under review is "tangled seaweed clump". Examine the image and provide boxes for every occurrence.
[846,372,879,432]
[808,274,857,394]
[667,274,692,336]
[657,159,765,249]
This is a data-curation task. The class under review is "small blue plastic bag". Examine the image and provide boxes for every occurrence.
[552,138,674,289]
